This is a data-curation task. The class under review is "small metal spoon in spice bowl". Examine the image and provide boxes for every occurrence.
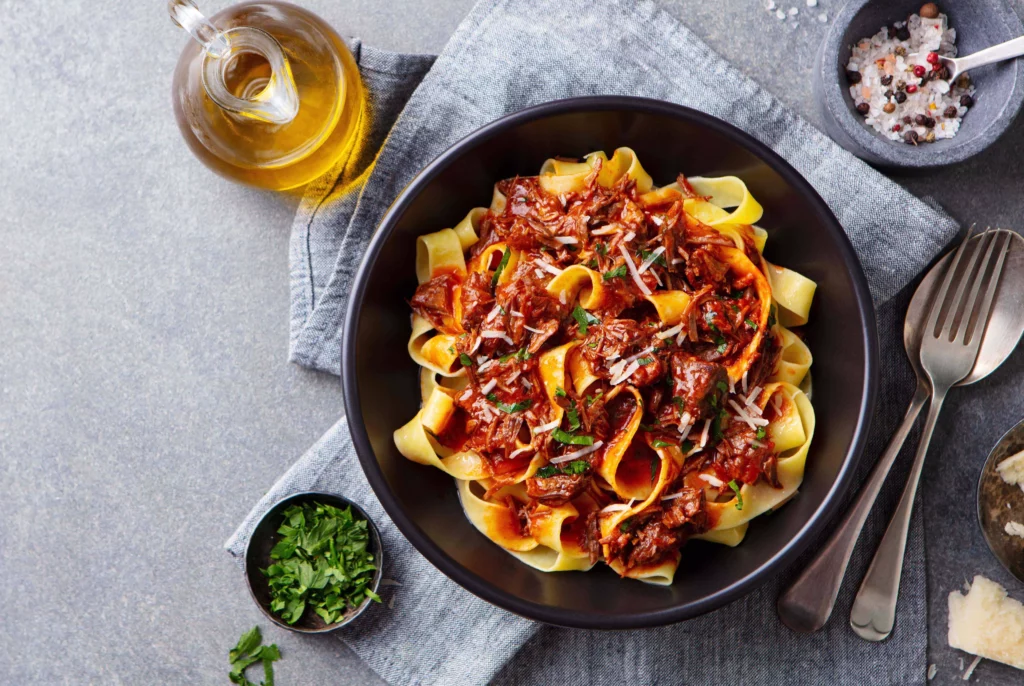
[908,34,1024,82]
[244,491,384,633]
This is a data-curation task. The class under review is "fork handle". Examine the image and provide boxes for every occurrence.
[776,380,929,633]
[850,383,948,641]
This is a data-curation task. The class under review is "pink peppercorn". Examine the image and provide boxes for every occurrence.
[892,124,902,132]
[906,84,918,93]
[913,65,926,77]
[926,52,939,64]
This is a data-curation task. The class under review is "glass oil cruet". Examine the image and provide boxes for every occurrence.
[169,0,365,191]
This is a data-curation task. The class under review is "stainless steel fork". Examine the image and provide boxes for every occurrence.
[849,229,1012,641]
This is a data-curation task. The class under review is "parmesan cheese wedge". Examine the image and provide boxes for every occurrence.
[996,450,1024,493]
[948,575,1024,670]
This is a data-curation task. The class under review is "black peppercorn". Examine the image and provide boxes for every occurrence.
[856,102,870,115]
[960,94,974,108]
[896,79,907,90]
[894,91,907,104]
[903,116,913,124]
[924,116,935,128]
[896,26,911,41]
[904,130,919,145]
[915,114,927,125]
[881,74,893,86]
[936,66,950,81]
[884,89,895,99]
[847,70,862,84]
[944,105,958,118]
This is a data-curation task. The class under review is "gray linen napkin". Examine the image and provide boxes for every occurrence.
[229,0,962,683]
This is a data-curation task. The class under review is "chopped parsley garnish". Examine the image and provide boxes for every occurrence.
[585,391,603,406]
[650,457,659,480]
[716,381,728,393]
[262,502,381,627]
[711,409,729,441]
[620,519,632,532]
[555,386,567,397]
[586,258,599,269]
[491,247,511,287]
[535,459,589,478]
[745,318,757,329]
[603,265,628,281]
[636,356,655,366]
[595,241,608,256]
[681,439,694,453]
[572,305,599,335]
[587,341,599,348]
[715,337,728,355]
[486,393,532,414]
[651,439,674,448]
[448,346,455,354]
[499,305,507,315]
[229,626,280,686]
[499,347,530,362]
[551,428,594,446]
[566,401,581,432]
[639,249,668,267]
[728,480,744,510]
[639,423,656,432]
[756,426,767,440]
[459,353,474,367]
[672,396,685,413]
[768,305,777,328]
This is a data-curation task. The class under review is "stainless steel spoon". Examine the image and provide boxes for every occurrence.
[909,36,1024,82]
[777,229,1024,634]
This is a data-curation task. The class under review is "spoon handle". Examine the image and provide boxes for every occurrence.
[954,36,1024,76]
[776,380,929,633]
[850,384,947,641]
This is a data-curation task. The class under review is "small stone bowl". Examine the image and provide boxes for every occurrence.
[816,0,1024,169]
[978,420,1024,584]
[244,491,384,633]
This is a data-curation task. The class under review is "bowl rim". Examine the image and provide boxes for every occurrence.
[341,95,879,629]
[818,0,1024,169]
[243,490,385,633]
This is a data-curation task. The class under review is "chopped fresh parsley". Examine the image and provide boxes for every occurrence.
[595,241,608,256]
[229,626,280,686]
[716,381,728,393]
[486,393,532,414]
[639,423,656,432]
[715,337,728,355]
[712,408,729,441]
[491,247,511,287]
[551,428,594,446]
[555,386,567,398]
[566,400,581,432]
[756,426,767,440]
[672,396,685,413]
[585,391,603,407]
[536,460,589,478]
[650,457,659,481]
[768,305,777,328]
[620,519,632,533]
[639,249,667,267]
[651,439,674,448]
[636,356,655,366]
[459,353,474,367]
[448,346,455,354]
[572,305,598,335]
[745,318,757,329]
[681,439,694,453]
[603,265,628,281]
[499,347,530,362]
[586,258,599,269]
[728,480,744,510]
[587,341,599,348]
[499,305,507,315]
[262,502,380,627]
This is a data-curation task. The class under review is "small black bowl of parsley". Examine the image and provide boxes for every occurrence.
[244,492,383,633]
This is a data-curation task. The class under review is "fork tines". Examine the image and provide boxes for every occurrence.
[927,228,1012,347]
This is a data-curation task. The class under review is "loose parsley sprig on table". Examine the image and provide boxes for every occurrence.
[229,626,280,686]
[261,502,381,627]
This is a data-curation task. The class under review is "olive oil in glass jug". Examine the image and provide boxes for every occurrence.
[169,0,365,190]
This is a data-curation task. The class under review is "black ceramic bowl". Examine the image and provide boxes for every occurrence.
[817,0,1024,169]
[342,97,878,629]
[244,491,384,633]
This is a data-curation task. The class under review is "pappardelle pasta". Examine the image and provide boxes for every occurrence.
[395,148,817,585]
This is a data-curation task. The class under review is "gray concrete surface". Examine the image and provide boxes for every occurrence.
[2,0,1024,684]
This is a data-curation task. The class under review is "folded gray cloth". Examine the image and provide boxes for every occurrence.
[229,0,963,684]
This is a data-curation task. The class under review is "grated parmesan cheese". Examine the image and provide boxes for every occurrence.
[657,323,684,340]
[524,324,545,335]
[962,655,982,680]
[1005,521,1024,539]
[549,440,604,464]
[638,246,666,274]
[532,419,560,434]
[948,575,1024,670]
[534,260,564,277]
[618,243,652,296]
[479,378,497,395]
[997,450,1024,493]
[554,236,579,244]
[699,473,725,488]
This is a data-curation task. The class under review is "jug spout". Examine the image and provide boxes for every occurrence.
[169,0,300,125]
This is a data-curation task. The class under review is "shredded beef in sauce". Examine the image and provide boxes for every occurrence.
[411,157,790,573]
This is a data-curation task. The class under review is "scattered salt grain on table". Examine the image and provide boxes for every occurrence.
[818,12,828,22]
[806,0,817,6]
[846,6,976,145]
[788,7,798,15]
[775,8,785,19]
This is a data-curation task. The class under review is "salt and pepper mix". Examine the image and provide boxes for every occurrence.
[846,4,976,145]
